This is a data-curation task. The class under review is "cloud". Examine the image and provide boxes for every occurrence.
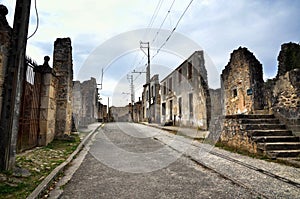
[2,0,300,106]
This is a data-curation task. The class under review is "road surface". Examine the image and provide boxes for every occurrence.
[56,123,300,199]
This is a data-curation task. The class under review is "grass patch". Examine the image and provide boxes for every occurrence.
[0,135,80,199]
[215,142,268,159]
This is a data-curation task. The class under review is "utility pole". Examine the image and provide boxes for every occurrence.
[127,74,134,104]
[0,0,32,171]
[140,41,151,123]
[127,74,134,122]
[107,97,110,122]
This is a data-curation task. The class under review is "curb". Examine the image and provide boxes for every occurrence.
[27,123,103,199]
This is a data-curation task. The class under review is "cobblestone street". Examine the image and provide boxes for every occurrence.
[53,123,300,199]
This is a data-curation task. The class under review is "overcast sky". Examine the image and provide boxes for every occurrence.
[2,0,300,106]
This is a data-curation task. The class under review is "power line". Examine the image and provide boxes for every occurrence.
[131,0,194,98]
[132,0,164,71]
[151,0,176,45]
[151,0,194,60]
[146,0,164,31]
[27,0,39,39]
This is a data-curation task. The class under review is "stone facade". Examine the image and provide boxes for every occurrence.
[221,47,264,115]
[142,74,160,123]
[160,51,210,130]
[53,38,73,136]
[72,77,98,128]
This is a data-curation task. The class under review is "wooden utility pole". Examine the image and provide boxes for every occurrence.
[0,0,31,171]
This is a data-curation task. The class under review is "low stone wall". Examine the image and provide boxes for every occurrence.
[219,115,257,154]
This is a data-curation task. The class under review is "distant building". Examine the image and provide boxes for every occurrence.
[142,74,161,123]
[110,105,131,122]
[160,51,210,130]
[132,98,143,123]
[97,102,107,122]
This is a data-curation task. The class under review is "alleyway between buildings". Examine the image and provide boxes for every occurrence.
[49,123,300,199]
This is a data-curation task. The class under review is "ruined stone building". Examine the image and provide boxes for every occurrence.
[220,44,300,158]
[72,77,99,128]
[142,74,161,123]
[160,51,210,130]
[220,43,299,136]
[221,47,264,115]
[264,42,300,136]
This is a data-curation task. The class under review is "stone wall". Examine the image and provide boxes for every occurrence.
[264,69,300,136]
[220,115,257,153]
[221,47,264,115]
[263,42,300,136]
[72,81,82,129]
[53,38,73,136]
[209,88,222,121]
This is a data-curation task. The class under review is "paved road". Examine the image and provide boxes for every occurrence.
[58,123,300,199]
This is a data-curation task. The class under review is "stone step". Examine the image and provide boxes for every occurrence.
[266,150,300,158]
[240,118,280,124]
[249,130,293,137]
[252,136,300,143]
[225,114,275,120]
[245,124,286,130]
[257,142,300,151]
[253,109,271,115]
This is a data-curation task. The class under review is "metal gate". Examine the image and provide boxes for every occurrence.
[17,57,41,152]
